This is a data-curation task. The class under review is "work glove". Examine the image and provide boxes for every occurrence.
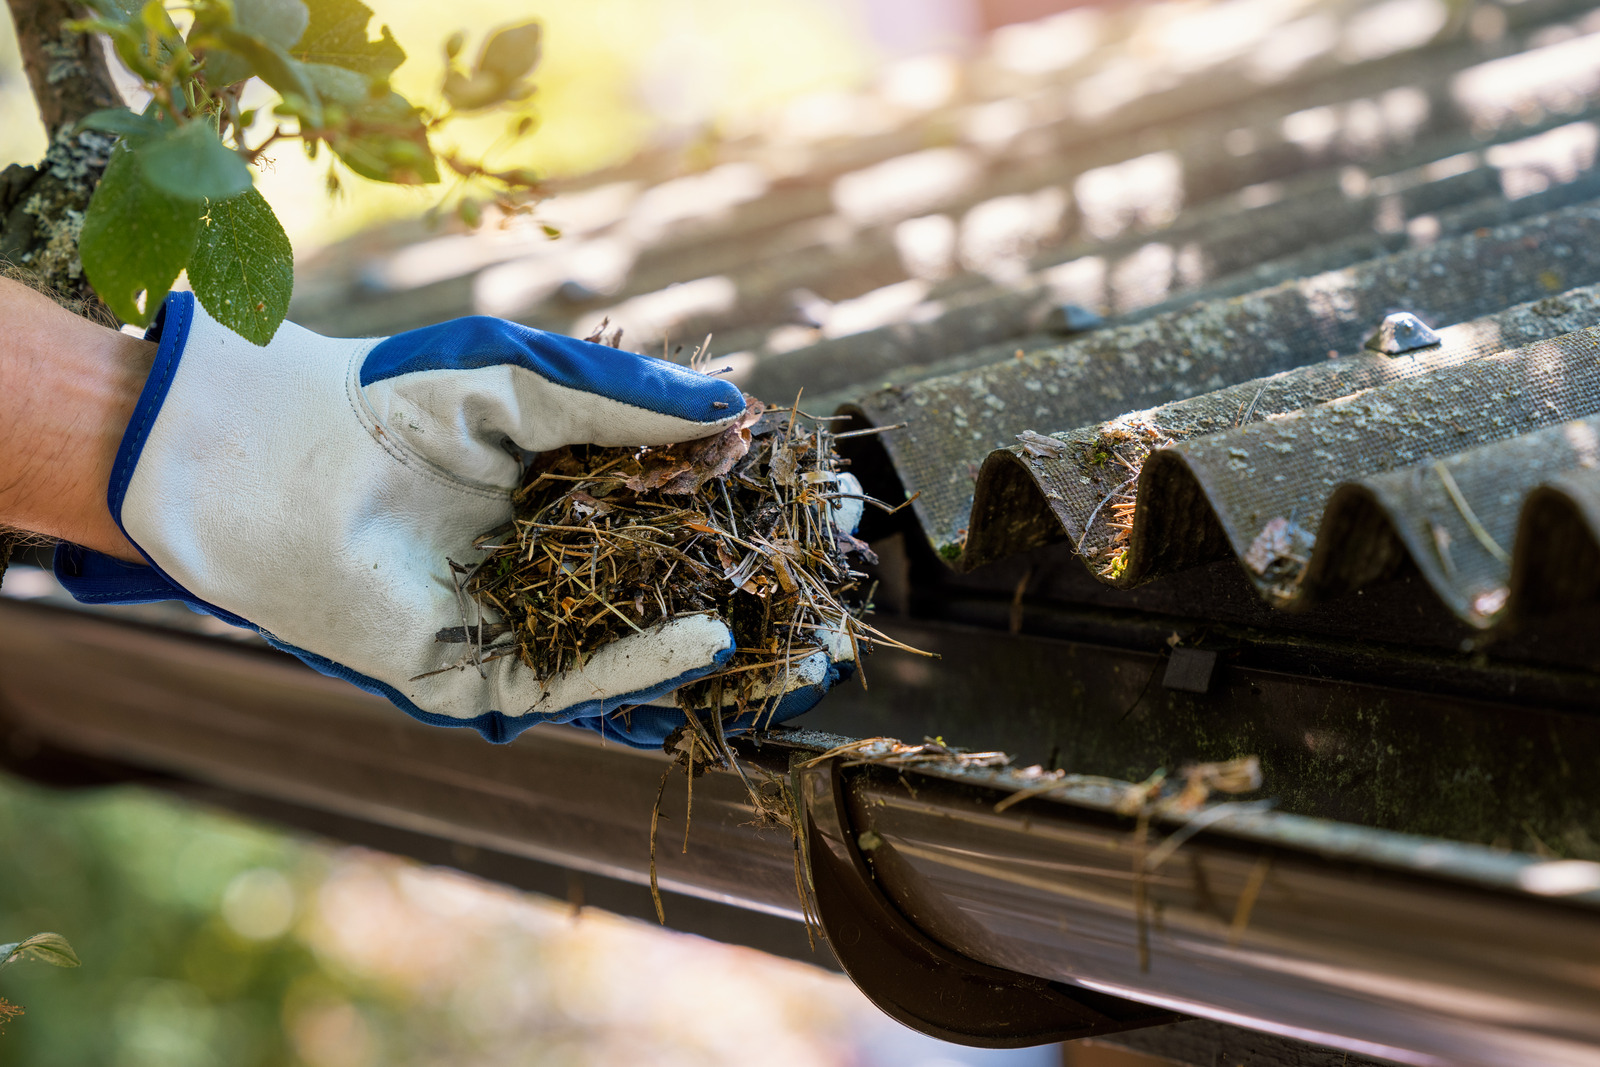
[54,293,854,747]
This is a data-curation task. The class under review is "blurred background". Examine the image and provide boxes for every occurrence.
[3,0,995,256]
[0,1,1147,1063]
[0,774,1097,1066]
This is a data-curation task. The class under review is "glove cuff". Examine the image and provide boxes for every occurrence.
[108,292,197,538]
[54,294,237,619]
[53,541,260,642]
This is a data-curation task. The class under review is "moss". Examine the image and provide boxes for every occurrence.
[1,128,114,311]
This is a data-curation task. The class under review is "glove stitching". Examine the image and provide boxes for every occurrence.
[342,344,511,503]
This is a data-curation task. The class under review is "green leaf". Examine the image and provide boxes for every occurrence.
[0,933,81,970]
[133,121,255,201]
[442,23,542,112]
[476,22,541,86]
[81,144,204,326]
[203,0,311,84]
[291,0,404,76]
[188,188,294,345]
[96,19,162,80]
[302,64,436,184]
[299,60,368,106]
[441,70,497,112]
[140,0,179,36]
[239,0,310,48]
[207,28,324,126]
[85,0,141,20]
[76,107,163,141]
[332,105,438,184]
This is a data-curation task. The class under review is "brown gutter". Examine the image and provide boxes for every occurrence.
[4,597,1600,1064]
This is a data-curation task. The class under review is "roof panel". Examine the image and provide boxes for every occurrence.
[289,0,1600,639]
[860,204,1600,560]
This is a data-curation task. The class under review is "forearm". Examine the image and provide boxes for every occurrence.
[0,276,152,562]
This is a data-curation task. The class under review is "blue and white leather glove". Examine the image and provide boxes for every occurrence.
[54,293,851,747]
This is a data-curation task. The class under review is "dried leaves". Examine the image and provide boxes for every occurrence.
[1015,429,1068,459]
[1242,515,1315,599]
[622,404,762,494]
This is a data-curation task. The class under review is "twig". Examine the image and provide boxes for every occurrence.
[649,769,670,924]
[992,775,1070,813]
[1076,476,1138,555]
[1433,461,1510,565]
[547,546,645,635]
[1142,801,1277,871]
[831,423,907,440]
[1238,384,1267,426]
[1229,857,1271,946]
[821,490,921,515]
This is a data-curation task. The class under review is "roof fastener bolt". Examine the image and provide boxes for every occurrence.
[1365,312,1441,355]
[1043,303,1104,335]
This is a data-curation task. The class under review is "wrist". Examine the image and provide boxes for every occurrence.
[0,277,153,562]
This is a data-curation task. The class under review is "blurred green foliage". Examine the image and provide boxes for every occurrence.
[4,0,871,254]
[0,771,895,1066]
[0,776,427,1066]
[66,0,547,342]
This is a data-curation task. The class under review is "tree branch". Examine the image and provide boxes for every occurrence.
[2,1,124,582]
[1,0,119,311]
[5,0,118,138]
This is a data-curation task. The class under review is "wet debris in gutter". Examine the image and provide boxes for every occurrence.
[1242,516,1317,601]
[790,733,1267,969]
[446,371,941,928]
[798,735,1013,770]
[434,339,947,927]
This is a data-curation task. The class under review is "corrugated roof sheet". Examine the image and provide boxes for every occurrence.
[292,0,1600,638]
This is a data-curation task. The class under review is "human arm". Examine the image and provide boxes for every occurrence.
[0,276,149,562]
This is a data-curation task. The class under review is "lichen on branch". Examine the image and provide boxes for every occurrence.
[2,0,121,310]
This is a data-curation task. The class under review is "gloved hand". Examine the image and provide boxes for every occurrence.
[53,293,852,746]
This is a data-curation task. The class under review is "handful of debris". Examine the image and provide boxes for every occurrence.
[462,395,917,725]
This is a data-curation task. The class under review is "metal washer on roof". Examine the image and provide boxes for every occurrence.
[1366,312,1443,355]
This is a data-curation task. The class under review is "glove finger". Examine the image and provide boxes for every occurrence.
[404,612,736,735]
[269,613,734,745]
[565,705,703,749]
[640,615,855,715]
[608,644,849,750]
[566,667,842,750]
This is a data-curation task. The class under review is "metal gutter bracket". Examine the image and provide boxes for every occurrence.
[794,757,1177,1048]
